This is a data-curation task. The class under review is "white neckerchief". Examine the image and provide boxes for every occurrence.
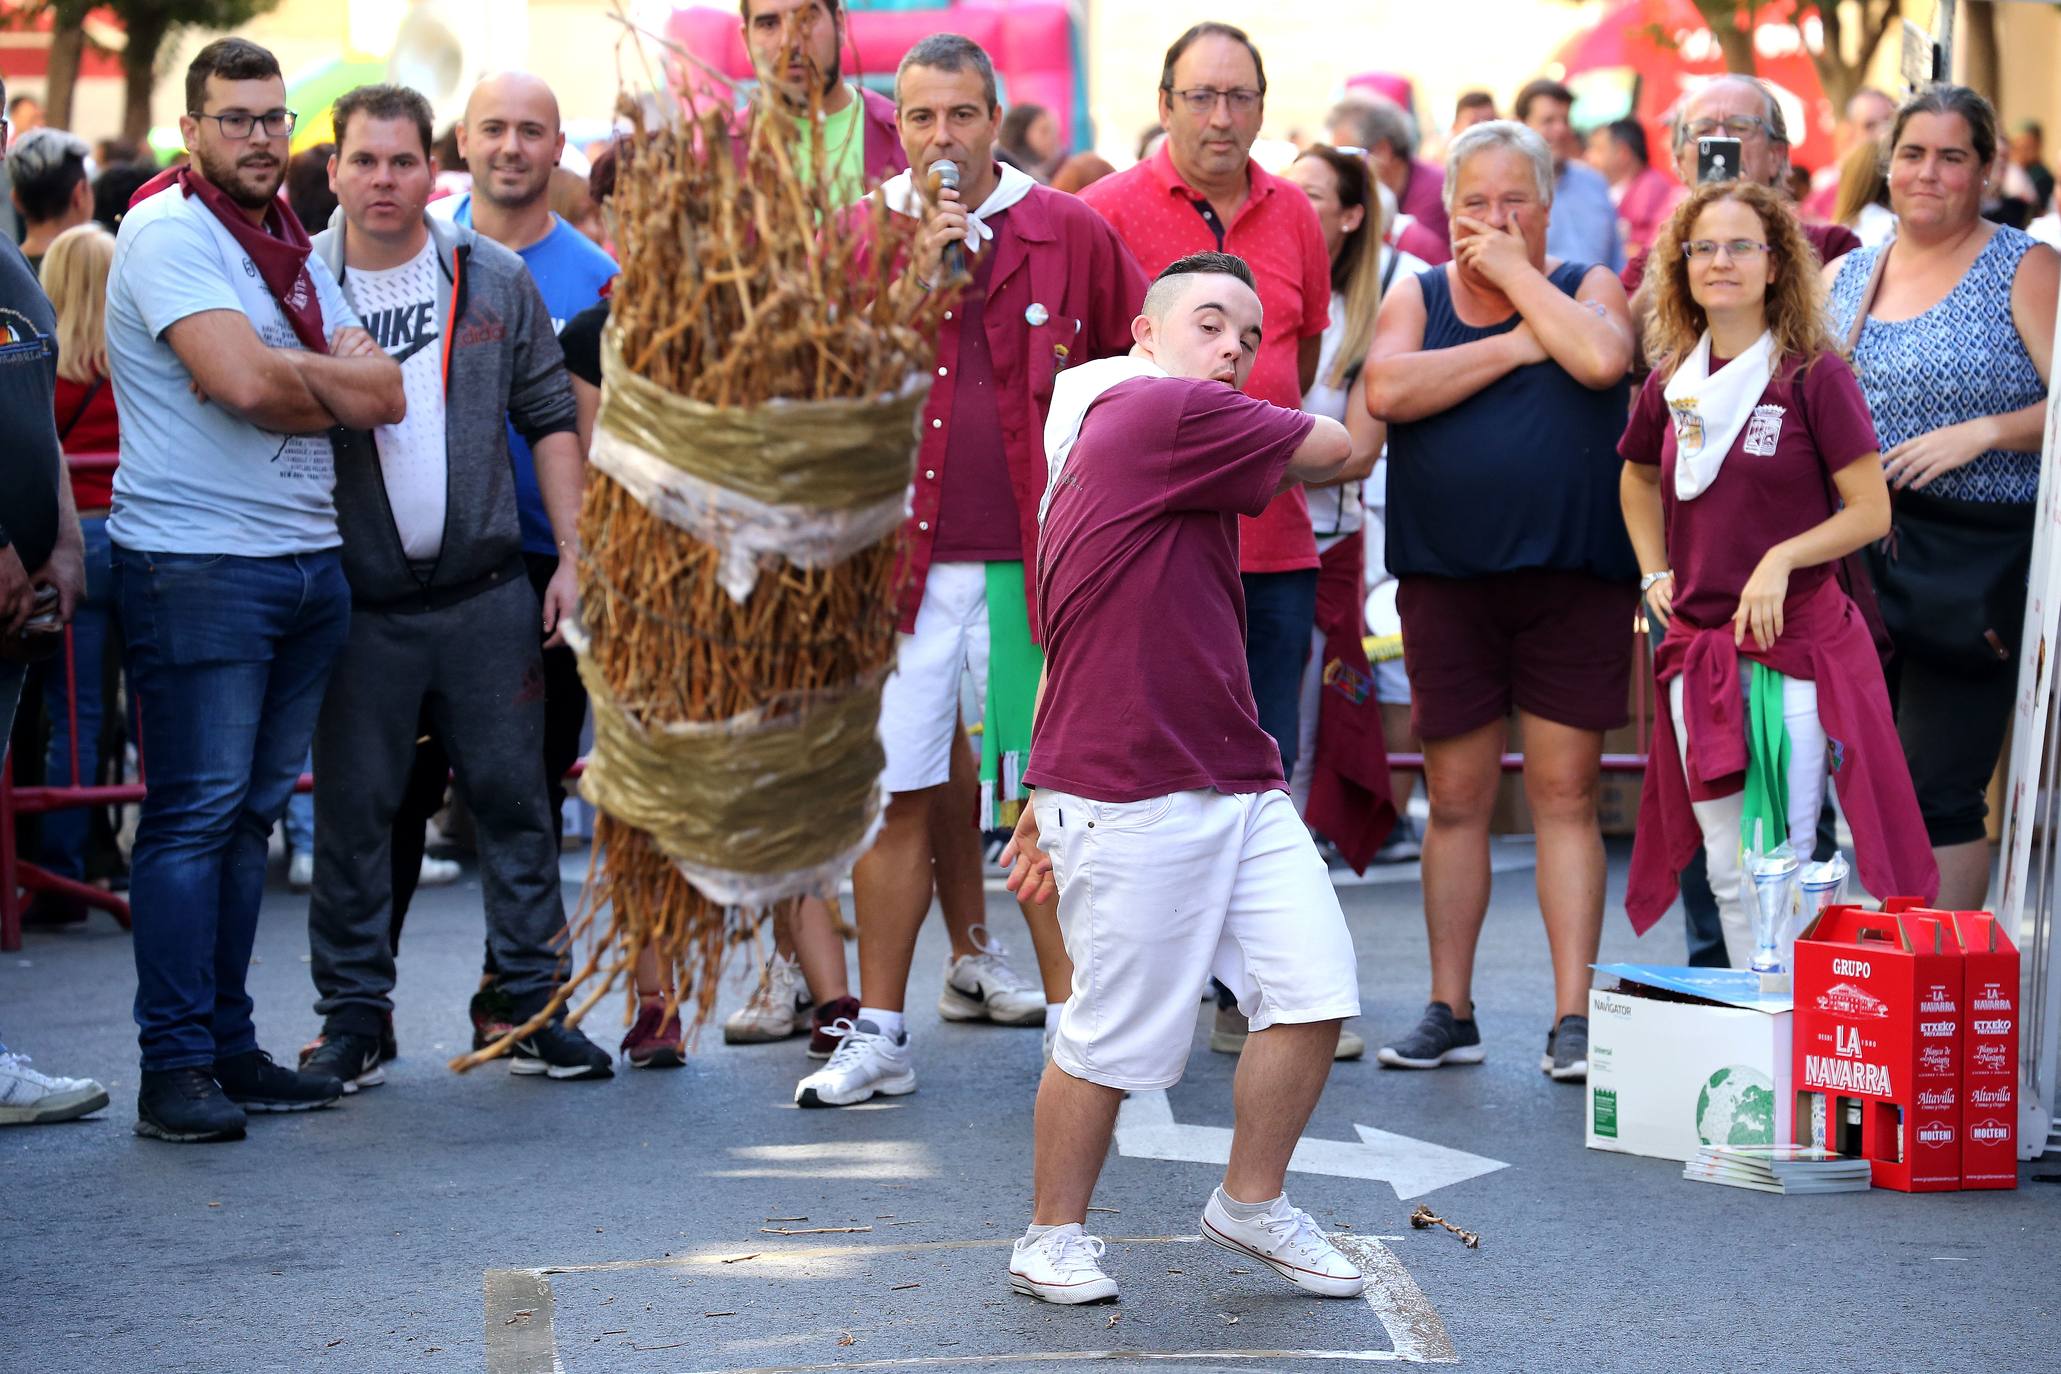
[1036,353,1168,525]
[1662,329,1775,501]
[878,161,1037,255]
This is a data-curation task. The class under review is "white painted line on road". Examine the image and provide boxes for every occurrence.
[490,1231,1457,1371]
[1116,1090,1509,1199]
[482,1267,563,1374]
[678,1347,1412,1370]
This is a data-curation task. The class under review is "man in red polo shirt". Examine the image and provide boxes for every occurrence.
[794,35,1147,1109]
[1079,20,1332,825]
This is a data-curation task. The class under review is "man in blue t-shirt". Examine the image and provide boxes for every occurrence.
[420,72,615,1038]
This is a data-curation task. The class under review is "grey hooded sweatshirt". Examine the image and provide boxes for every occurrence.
[312,209,577,611]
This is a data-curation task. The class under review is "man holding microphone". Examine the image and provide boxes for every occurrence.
[794,34,1147,1108]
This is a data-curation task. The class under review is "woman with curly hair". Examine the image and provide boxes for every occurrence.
[1618,180,1936,959]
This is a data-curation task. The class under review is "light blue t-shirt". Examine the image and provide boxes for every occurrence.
[105,187,362,556]
[430,195,617,555]
[1545,159,1625,274]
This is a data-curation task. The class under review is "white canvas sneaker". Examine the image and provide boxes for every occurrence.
[938,923,1044,1026]
[0,1051,110,1126]
[1200,1190,1366,1298]
[724,953,813,1044]
[1008,1224,1119,1304]
[794,1019,916,1107]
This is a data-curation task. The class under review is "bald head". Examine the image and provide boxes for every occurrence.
[458,71,564,211]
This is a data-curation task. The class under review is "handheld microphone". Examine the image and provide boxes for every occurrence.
[933,158,966,277]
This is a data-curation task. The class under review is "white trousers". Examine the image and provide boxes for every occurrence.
[1032,787,1361,1091]
[1668,668,1827,966]
[878,562,990,793]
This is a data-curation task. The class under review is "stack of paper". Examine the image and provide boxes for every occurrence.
[1682,1144,1873,1195]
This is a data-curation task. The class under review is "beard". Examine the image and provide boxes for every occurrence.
[474,161,549,211]
[198,141,284,210]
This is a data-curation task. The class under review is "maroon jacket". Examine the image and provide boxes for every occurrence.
[1627,578,1939,933]
[889,182,1148,640]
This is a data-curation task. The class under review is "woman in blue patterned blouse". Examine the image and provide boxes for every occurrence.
[1826,83,2057,910]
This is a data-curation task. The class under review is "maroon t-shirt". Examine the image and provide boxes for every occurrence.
[932,232,1022,562]
[1619,351,1879,630]
[1026,377,1315,803]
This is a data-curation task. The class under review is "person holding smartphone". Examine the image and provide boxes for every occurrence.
[1619,181,1935,950]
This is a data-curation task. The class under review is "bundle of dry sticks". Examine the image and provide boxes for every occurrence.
[453,49,948,1069]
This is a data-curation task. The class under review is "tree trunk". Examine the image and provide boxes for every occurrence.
[1695,0,1762,75]
[43,2,90,131]
[120,5,171,147]
[1806,0,1903,117]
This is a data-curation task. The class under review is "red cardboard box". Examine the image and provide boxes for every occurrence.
[1793,906,1964,1192]
[1884,901,2021,1189]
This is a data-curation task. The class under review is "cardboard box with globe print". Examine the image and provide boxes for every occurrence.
[1586,965,1792,1165]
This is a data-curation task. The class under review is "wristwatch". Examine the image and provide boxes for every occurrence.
[1639,570,1672,592]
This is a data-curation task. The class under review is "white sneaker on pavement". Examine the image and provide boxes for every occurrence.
[724,953,813,1044]
[938,923,1045,1026]
[794,1019,916,1107]
[1200,1189,1366,1298]
[0,1051,111,1126]
[417,855,462,887]
[1008,1224,1119,1304]
[288,851,314,891]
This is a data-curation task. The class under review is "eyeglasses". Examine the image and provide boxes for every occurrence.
[1166,87,1263,116]
[189,109,297,141]
[1683,239,1771,261]
[1682,115,1771,142]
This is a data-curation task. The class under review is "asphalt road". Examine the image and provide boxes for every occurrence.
[4,837,2056,1374]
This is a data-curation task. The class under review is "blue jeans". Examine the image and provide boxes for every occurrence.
[114,546,350,1071]
[36,514,114,880]
[1241,569,1320,781]
[282,749,314,855]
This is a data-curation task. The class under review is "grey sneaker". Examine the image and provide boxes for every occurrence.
[1209,1007,1365,1059]
[1376,1002,1485,1069]
[1542,1014,1588,1082]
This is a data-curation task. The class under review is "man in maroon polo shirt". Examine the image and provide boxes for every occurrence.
[793,35,1147,1109]
[1079,21,1332,820]
[738,0,903,204]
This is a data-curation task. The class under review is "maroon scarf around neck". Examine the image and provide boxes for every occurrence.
[132,165,328,354]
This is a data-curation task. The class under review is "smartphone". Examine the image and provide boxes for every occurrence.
[1697,137,1743,185]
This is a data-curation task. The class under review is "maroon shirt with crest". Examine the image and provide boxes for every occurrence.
[1618,351,1879,629]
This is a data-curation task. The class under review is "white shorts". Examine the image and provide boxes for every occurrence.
[879,562,989,793]
[1032,787,1361,1091]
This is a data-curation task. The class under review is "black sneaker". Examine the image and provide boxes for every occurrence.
[378,1011,399,1065]
[1542,1014,1589,1083]
[134,1067,247,1143]
[211,1049,343,1113]
[510,1021,613,1081]
[299,1030,386,1094]
[1376,1002,1486,1069]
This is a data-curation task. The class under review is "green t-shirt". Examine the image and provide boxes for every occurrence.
[793,85,867,207]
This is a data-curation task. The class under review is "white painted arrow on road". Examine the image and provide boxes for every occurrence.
[1115,1090,1509,1200]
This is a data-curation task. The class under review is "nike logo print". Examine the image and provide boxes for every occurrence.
[389,331,439,365]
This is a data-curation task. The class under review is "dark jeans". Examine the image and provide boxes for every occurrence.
[115,546,350,1070]
[310,576,566,1036]
[1217,568,1318,1010]
[36,514,116,881]
[1241,568,1319,782]
[525,552,586,828]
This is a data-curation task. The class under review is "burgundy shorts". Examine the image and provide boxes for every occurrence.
[1396,569,1640,741]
